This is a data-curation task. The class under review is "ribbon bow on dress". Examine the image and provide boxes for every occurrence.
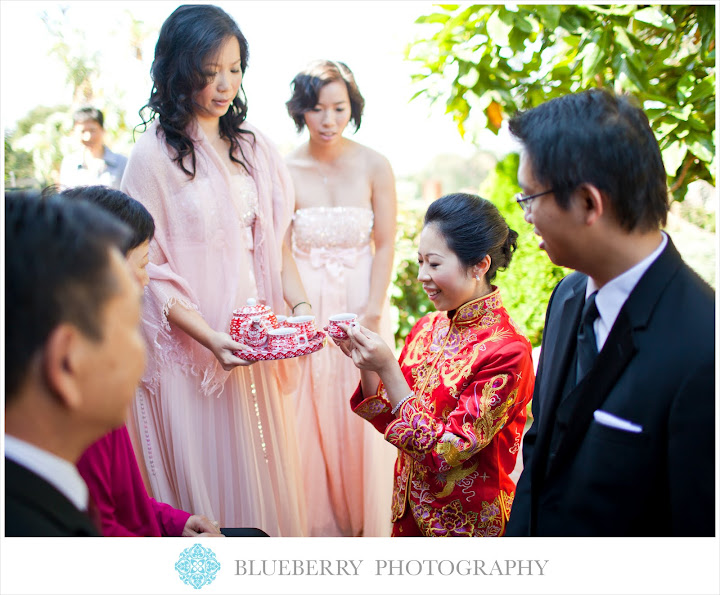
[309,247,358,279]
[308,246,361,330]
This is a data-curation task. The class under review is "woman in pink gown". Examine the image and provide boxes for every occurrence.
[285,60,397,536]
[121,5,310,535]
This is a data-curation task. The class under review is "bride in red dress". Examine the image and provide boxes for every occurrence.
[339,193,535,536]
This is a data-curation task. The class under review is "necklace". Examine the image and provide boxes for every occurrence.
[310,144,345,185]
[312,158,330,185]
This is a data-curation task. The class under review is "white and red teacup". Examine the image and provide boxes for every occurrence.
[327,313,357,340]
[267,327,301,351]
[286,315,316,344]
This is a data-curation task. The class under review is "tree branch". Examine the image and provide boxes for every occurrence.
[669,154,695,193]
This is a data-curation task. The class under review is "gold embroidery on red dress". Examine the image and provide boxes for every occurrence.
[353,288,534,537]
[354,397,391,421]
[433,459,479,498]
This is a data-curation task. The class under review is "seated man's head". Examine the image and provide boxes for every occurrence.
[72,106,105,153]
[5,194,146,457]
[57,185,155,288]
[509,89,669,269]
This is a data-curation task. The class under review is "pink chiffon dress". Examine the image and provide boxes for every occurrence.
[291,206,396,536]
[122,120,306,536]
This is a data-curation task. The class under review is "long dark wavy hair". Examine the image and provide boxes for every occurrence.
[137,4,254,178]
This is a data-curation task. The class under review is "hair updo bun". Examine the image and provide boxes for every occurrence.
[424,193,518,282]
[500,227,519,271]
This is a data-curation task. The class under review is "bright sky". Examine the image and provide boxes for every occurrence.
[0,0,517,178]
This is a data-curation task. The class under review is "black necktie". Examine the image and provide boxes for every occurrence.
[576,291,600,383]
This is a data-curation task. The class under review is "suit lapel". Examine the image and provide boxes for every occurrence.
[547,309,637,478]
[5,458,100,536]
[529,277,586,489]
[546,237,683,479]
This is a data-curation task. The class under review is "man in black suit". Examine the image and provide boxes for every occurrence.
[5,192,146,536]
[505,89,715,536]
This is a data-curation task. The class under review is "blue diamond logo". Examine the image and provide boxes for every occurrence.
[175,543,221,589]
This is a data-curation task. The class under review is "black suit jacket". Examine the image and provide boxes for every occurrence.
[5,458,100,537]
[507,237,715,536]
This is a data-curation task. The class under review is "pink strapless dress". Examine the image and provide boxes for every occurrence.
[291,206,396,536]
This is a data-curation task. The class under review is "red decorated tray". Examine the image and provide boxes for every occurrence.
[232,330,327,361]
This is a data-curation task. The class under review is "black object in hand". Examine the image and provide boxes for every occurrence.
[220,527,269,537]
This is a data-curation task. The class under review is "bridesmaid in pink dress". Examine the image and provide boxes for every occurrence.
[121,5,310,535]
[285,60,398,536]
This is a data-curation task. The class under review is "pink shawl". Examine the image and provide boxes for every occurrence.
[121,119,294,397]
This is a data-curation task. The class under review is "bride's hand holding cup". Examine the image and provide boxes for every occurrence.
[344,323,395,373]
[326,313,357,357]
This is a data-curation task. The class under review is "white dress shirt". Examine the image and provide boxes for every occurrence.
[586,232,668,352]
[4,434,89,512]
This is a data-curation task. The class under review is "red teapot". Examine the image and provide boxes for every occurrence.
[245,316,268,348]
[230,298,279,343]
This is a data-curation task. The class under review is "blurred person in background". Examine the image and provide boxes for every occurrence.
[59,107,127,190]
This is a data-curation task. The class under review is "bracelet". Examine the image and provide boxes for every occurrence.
[291,301,311,314]
[391,391,414,415]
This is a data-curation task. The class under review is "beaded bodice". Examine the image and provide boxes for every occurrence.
[292,206,373,252]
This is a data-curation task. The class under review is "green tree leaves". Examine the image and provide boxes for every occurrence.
[407,4,716,201]
[633,6,676,30]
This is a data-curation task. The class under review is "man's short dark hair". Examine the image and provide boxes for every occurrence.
[73,106,104,128]
[508,88,669,232]
[57,185,155,252]
[5,193,132,401]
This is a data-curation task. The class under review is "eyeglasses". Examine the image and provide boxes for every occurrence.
[514,189,554,213]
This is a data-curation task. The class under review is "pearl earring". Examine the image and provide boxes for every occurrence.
[474,275,480,281]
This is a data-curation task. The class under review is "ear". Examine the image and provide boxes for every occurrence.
[576,183,604,226]
[472,254,492,280]
[42,324,86,411]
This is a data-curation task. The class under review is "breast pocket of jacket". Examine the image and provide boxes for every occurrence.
[587,419,649,447]
[579,421,653,491]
